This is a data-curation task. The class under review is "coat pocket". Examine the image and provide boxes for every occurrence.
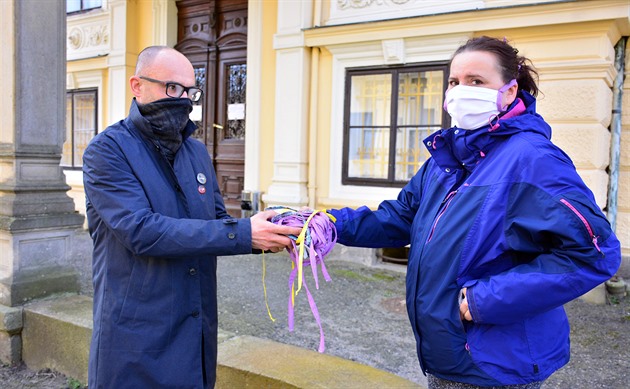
[112,257,175,351]
[466,321,533,381]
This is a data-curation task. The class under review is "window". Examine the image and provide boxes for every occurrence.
[66,0,102,14]
[343,64,450,186]
[64,89,97,168]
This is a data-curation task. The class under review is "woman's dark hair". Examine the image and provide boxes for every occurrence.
[451,36,539,97]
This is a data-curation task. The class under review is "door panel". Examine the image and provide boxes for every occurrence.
[176,0,247,217]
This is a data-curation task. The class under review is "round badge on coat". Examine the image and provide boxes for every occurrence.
[196,173,207,185]
[198,185,206,194]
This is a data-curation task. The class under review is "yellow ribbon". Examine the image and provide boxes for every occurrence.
[261,208,337,320]
[293,209,336,296]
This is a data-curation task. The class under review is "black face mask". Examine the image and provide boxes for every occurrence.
[136,97,193,159]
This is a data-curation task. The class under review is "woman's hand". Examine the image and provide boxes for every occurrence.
[459,288,472,321]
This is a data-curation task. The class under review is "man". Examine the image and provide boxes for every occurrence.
[83,46,301,388]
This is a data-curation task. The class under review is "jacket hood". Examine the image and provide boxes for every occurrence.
[425,90,552,172]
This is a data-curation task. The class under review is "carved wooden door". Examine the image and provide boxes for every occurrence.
[176,0,247,217]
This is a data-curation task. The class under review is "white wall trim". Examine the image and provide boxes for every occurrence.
[244,0,263,191]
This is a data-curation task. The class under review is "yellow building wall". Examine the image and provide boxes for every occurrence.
[124,0,157,104]
[259,1,279,192]
[315,48,333,206]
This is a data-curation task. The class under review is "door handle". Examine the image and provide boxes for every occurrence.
[213,123,223,129]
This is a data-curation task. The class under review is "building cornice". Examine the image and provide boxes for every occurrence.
[304,0,630,48]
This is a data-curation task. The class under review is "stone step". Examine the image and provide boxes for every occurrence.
[22,294,92,384]
[217,335,422,388]
[17,295,424,388]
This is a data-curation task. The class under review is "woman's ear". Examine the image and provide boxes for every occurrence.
[502,81,518,110]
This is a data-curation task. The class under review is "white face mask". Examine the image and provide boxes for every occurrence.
[444,79,516,130]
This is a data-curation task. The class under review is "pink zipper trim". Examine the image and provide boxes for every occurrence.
[427,190,458,243]
[559,198,602,253]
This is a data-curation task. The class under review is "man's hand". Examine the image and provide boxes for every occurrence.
[459,287,472,322]
[250,210,303,252]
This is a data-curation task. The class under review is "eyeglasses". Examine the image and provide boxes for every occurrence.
[139,76,203,102]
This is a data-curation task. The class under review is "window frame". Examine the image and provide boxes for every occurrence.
[66,0,102,15]
[342,62,450,187]
[64,88,98,169]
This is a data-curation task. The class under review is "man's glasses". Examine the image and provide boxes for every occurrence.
[139,76,203,102]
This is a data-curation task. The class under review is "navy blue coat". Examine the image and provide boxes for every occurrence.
[330,92,621,386]
[83,101,252,388]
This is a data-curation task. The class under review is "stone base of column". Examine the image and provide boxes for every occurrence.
[0,227,83,307]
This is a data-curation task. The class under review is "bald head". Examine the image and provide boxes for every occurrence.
[130,46,196,104]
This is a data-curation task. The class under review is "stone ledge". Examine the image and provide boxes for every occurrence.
[217,335,423,388]
[21,294,92,383]
[17,295,424,388]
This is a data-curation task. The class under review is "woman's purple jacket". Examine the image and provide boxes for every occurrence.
[329,91,621,386]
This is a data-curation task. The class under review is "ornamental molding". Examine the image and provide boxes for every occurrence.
[328,0,484,26]
[338,0,410,9]
[382,38,405,64]
[67,12,111,61]
[68,24,109,51]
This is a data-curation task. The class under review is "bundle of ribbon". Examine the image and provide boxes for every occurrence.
[265,207,337,353]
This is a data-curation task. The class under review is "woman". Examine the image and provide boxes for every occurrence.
[328,36,621,388]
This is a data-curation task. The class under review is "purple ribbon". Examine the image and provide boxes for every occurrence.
[271,208,337,352]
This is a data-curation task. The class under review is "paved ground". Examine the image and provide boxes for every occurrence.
[0,251,628,388]
[216,253,630,389]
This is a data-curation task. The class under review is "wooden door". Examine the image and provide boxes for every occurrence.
[176,0,248,217]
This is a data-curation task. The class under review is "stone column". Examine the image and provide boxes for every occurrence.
[0,0,84,308]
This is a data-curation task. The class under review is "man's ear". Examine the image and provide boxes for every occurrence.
[129,76,142,98]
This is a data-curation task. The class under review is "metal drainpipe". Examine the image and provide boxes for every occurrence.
[607,36,626,231]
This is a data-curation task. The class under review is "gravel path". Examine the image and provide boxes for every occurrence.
[0,252,628,388]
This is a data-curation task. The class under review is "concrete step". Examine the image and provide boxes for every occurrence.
[19,294,424,388]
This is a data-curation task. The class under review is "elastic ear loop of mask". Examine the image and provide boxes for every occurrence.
[262,208,337,353]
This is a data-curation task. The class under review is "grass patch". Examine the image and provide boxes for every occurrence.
[331,268,399,283]
[372,272,398,282]
[332,268,374,282]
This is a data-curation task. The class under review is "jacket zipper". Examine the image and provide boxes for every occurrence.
[426,190,458,243]
[559,198,602,254]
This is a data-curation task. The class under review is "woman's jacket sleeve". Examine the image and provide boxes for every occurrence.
[329,163,429,248]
